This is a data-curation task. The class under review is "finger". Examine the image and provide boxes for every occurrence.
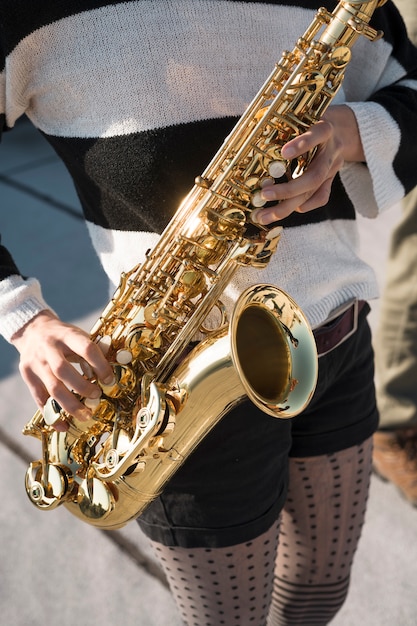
[63,333,114,384]
[49,355,104,400]
[45,379,92,421]
[32,359,93,420]
[295,178,333,213]
[255,151,340,219]
[19,364,51,410]
[19,365,90,426]
[43,340,100,391]
[281,119,332,159]
[252,193,309,224]
[256,158,327,205]
[252,176,335,224]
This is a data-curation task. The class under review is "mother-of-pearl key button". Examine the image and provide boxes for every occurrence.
[252,177,275,207]
[268,160,287,179]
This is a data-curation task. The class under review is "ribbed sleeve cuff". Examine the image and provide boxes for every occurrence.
[341,101,404,217]
[0,275,53,342]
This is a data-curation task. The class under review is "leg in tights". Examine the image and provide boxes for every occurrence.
[151,521,281,626]
[268,437,373,626]
[150,438,373,626]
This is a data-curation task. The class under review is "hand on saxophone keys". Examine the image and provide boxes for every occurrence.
[10,308,115,428]
[252,104,365,225]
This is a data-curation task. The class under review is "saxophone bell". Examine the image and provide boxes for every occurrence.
[230,284,317,418]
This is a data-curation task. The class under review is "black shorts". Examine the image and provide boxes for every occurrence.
[137,304,378,548]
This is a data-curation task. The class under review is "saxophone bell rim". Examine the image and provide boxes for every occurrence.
[229,284,318,419]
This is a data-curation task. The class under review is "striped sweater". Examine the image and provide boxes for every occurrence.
[1,0,417,342]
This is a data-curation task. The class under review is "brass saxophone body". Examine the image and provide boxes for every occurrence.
[23,0,384,529]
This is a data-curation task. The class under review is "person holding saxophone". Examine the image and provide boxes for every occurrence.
[1,1,417,624]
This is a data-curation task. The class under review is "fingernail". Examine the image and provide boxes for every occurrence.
[84,396,101,410]
[281,145,296,159]
[261,188,275,201]
[102,374,115,385]
[251,210,269,226]
[262,214,274,225]
[89,386,102,399]
[251,209,260,223]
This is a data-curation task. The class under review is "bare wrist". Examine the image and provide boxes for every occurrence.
[11,309,57,345]
[324,104,365,164]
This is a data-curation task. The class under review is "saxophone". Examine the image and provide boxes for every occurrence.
[23,0,384,529]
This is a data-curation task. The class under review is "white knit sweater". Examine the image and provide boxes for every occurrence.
[1,0,417,341]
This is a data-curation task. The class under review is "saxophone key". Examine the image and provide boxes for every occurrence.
[104,448,120,469]
[252,177,273,206]
[116,348,133,365]
[99,364,136,398]
[193,236,228,265]
[43,397,64,426]
[25,460,73,509]
[268,160,287,179]
[143,301,161,327]
[251,191,268,208]
[181,270,207,299]
[260,177,275,188]
[78,475,115,521]
[207,207,246,237]
[126,325,162,360]
[87,397,116,423]
[97,334,112,355]
[84,395,101,411]
[329,45,351,68]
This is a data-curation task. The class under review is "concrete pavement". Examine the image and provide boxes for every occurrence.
[0,118,416,626]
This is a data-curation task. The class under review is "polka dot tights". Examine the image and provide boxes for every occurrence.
[150,438,373,626]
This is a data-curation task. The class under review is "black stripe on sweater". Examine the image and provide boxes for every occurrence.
[43,118,355,234]
[0,1,120,57]
[372,83,417,196]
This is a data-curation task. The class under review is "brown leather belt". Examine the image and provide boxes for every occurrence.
[313,299,366,357]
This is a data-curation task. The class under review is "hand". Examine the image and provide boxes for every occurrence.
[11,310,114,428]
[252,104,365,225]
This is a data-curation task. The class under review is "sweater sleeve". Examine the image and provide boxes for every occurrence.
[341,2,417,217]
[0,274,52,342]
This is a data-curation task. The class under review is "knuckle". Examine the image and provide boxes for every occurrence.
[83,340,99,360]
[53,360,68,379]
[47,379,63,399]
[316,186,331,205]
[315,163,329,182]
[78,378,96,396]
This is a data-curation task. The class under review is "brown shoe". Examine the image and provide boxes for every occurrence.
[373,427,417,506]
